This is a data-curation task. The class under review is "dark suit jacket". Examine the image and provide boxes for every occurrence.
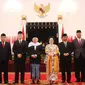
[28,45,42,64]
[58,42,73,61]
[72,38,85,58]
[0,42,12,62]
[13,40,28,62]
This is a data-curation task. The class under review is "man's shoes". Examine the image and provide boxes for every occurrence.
[67,81,71,83]
[3,83,9,84]
[61,80,65,83]
[21,82,24,84]
[30,80,35,84]
[12,82,18,84]
[75,80,80,82]
[21,80,24,84]
[4,82,9,84]
[81,79,85,82]
[37,80,40,84]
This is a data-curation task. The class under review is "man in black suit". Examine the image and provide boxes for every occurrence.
[58,34,72,83]
[28,37,42,84]
[13,31,28,84]
[0,33,12,84]
[72,30,85,82]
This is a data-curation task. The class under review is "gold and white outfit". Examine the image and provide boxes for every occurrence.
[45,44,59,81]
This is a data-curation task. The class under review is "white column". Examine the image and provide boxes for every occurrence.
[58,18,63,42]
[21,15,27,40]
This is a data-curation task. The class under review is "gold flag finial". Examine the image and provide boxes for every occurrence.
[21,15,26,20]
[58,15,63,20]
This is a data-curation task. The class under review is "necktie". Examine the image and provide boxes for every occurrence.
[78,40,81,45]
[2,42,4,48]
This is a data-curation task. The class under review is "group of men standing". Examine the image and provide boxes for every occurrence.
[0,31,42,84]
[0,30,85,84]
[59,30,85,83]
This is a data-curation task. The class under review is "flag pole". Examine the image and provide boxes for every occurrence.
[58,15,64,42]
[21,15,27,40]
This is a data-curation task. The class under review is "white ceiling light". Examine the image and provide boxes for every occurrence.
[58,0,77,13]
[4,0,22,12]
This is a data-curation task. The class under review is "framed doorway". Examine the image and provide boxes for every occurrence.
[26,22,59,44]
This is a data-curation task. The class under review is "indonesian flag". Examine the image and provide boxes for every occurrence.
[68,36,73,42]
[22,26,26,40]
[6,36,11,43]
[61,25,64,38]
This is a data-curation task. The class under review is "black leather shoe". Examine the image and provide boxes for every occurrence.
[3,82,10,84]
[37,80,40,84]
[0,82,2,84]
[61,80,65,83]
[81,79,85,82]
[30,80,35,84]
[75,80,80,82]
[12,82,18,84]
[67,81,71,83]
[21,82,24,84]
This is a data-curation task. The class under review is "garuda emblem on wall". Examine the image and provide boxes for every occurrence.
[34,3,50,17]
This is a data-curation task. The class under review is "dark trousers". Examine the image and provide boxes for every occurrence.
[0,60,8,83]
[14,59,25,83]
[74,54,85,81]
[60,57,71,82]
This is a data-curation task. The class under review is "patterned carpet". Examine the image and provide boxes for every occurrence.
[0,73,85,85]
[0,82,85,85]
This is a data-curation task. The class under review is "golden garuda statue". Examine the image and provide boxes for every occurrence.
[34,3,50,17]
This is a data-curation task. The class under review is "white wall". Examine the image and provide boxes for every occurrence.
[0,0,85,38]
